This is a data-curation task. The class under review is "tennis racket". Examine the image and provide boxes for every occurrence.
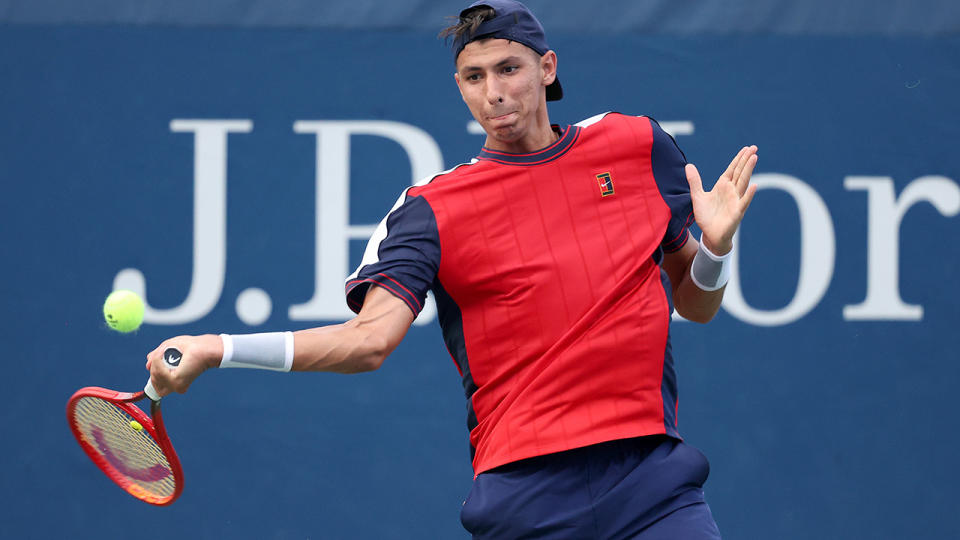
[66,347,185,506]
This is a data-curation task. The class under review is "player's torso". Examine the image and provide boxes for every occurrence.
[419,114,671,354]
[413,114,678,472]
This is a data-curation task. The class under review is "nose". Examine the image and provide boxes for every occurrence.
[485,78,504,105]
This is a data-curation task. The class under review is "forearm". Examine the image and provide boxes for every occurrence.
[292,319,392,374]
[672,271,725,323]
[176,324,388,375]
[663,234,729,323]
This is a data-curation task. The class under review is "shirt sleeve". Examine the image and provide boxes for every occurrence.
[647,117,694,253]
[345,189,440,316]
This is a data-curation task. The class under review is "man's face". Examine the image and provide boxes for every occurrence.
[455,38,556,151]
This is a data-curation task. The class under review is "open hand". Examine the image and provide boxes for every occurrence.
[685,145,759,255]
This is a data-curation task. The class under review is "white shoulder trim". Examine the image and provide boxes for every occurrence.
[575,112,613,128]
[412,159,478,186]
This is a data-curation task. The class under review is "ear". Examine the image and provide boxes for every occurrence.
[454,72,465,100]
[540,50,558,86]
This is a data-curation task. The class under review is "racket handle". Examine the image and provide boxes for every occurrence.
[163,347,183,367]
[144,347,183,401]
[144,379,161,401]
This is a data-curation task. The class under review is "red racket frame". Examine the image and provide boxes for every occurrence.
[66,386,184,506]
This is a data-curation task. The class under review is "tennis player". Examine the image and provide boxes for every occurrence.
[147,1,757,537]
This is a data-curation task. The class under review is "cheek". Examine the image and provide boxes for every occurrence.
[513,76,541,105]
[461,89,490,121]
[459,86,480,107]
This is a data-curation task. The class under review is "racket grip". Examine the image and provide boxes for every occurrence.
[143,347,181,401]
[144,379,161,401]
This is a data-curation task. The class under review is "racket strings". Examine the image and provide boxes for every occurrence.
[71,396,176,498]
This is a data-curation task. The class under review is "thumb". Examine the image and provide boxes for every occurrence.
[685,163,704,195]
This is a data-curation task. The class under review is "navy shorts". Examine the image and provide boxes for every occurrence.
[460,436,721,539]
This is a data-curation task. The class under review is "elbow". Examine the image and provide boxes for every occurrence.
[673,297,719,324]
[356,352,386,373]
[673,284,723,324]
[354,333,389,372]
[679,310,715,324]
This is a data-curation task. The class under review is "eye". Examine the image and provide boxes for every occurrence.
[502,65,518,74]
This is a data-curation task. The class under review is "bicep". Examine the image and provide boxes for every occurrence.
[353,284,417,352]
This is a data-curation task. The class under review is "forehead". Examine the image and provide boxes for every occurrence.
[456,38,539,70]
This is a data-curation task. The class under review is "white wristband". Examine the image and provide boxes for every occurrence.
[219,332,294,372]
[689,236,732,292]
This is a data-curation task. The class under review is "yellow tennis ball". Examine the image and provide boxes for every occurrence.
[103,290,145,333]
[130,420,143,431]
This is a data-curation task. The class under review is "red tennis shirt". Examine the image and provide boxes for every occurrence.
[346,112,693,474]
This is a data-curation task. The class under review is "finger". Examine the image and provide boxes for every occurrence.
[739,183,759,214]
[148,344,176,394]
[153,362,179,397]
[736,153,759,196]
[721,146,747,181]
[731,145,754,185]
[146,344,161,371]
[148,375,168,398]
[148,366,168,398]
[729,147,754,194]
[685,163,704,195]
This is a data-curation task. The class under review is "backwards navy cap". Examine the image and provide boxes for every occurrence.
[452,0,563,101]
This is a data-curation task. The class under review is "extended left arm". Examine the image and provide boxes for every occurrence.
[662,145,759,323]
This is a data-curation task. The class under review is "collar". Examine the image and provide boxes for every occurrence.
[477,124,580,166]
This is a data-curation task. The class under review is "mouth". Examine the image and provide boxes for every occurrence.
[488,111,517,123]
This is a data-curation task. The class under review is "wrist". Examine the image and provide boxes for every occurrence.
[700,236,732,257]
[201,333,226,369]
[690,234,732,291]
[218,332,294,372]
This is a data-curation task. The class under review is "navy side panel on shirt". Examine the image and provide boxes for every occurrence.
[345,192,440,316]
[659,268,680,434]
[649,117,693,253]
[646,115,689,435]
[433,279,480,461]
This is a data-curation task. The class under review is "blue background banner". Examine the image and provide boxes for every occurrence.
[2,2,959,538]
[1,0,958,34]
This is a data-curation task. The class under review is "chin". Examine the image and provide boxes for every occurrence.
[488,126,522,143]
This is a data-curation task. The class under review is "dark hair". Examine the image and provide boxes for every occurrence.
[438,6,497,43]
